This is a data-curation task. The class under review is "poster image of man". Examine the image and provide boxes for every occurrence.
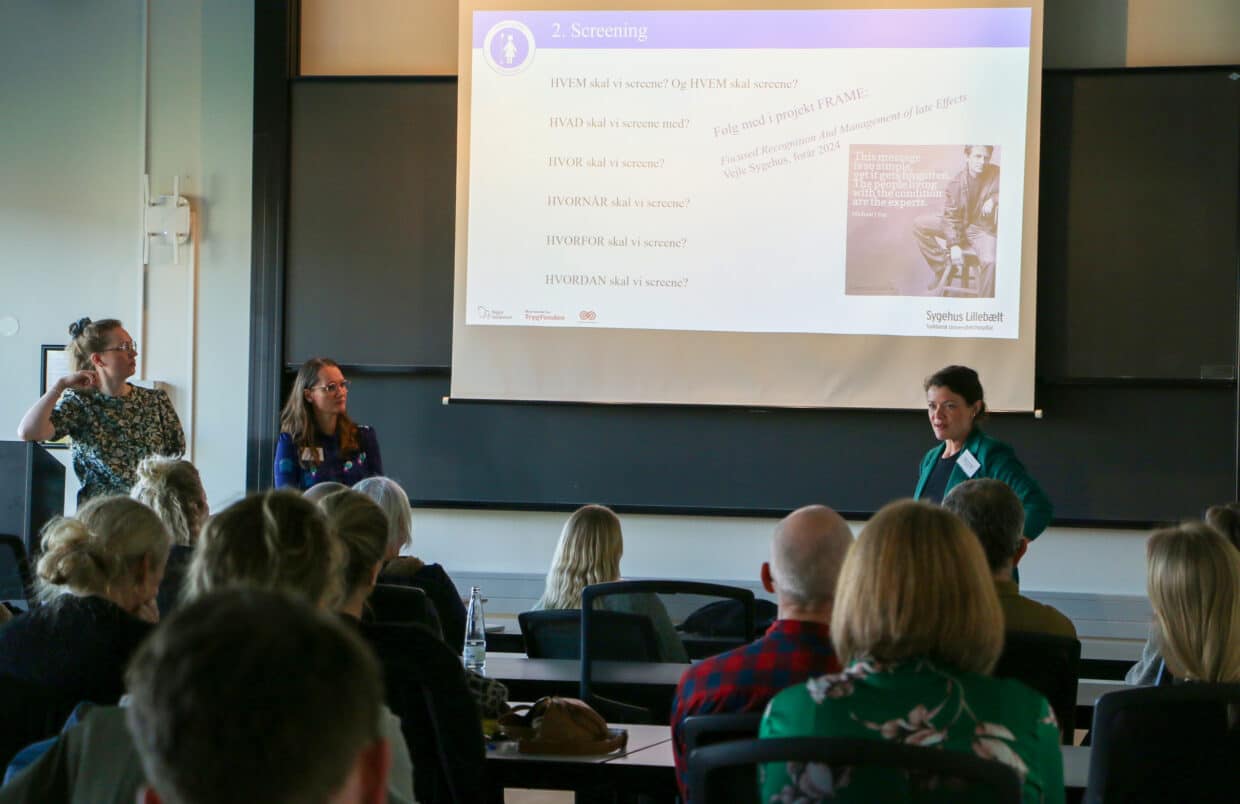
[913,145,999,297]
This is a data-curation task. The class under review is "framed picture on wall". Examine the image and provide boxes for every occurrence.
[40,344,71,449]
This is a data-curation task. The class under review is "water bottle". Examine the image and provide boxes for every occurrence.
[463,586,487,672]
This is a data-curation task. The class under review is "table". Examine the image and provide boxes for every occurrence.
[485,723,674,801]
[487,721,1091,799]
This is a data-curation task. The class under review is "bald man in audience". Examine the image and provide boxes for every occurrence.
[670,504,853,799]
[943,478,1076,638]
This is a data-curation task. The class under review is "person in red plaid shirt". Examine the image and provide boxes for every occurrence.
[670,504,853,799]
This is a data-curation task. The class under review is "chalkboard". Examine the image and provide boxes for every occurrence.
[1037,69,1240,381]
[285,72,1240,526]
[286,78,455,367]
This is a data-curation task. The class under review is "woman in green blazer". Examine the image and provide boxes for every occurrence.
[914,365,1052,540]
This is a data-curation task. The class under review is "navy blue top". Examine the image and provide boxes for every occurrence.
[273,425,383,490]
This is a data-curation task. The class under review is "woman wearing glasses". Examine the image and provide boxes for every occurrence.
[275,357,383,490]
[17,317,185,503]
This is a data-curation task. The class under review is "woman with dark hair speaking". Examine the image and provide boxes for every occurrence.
[914,365,1052,540]
[275,358,383,490]
[16,317,185,503]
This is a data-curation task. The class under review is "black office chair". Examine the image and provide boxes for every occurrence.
[582,581,751,723]
[992,630,1081,742]
[680,597,775,658]
[0,534,33,611]
[364,583,444,641]
[361,621,486,804]
[518,608,660,661]
[678,712,764,796]
[687,737,1023,804]
[1085,683,1240,804]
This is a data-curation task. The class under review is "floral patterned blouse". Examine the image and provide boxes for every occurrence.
[49,385,186,504]
[759,658,1064,804]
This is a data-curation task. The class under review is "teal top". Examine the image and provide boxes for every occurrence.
[759,658,1064,804]
[914,427,1053,540]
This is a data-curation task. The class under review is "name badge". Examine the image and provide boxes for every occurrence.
[300,447,324,462]
[957,449,981,478]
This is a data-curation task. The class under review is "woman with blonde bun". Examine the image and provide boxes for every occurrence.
[0,496,171,704]
[130,456,208,614]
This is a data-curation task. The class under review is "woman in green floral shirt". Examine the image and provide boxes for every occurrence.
[17,318,185,503]
[759,500,1063,804]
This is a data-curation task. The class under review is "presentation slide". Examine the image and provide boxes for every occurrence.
[466,8,1031,339]
[453,1,1043,411]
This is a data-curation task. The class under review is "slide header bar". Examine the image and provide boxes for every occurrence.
[472,8,1032,50]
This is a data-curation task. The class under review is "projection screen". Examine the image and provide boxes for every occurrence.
[453,0,1044,410]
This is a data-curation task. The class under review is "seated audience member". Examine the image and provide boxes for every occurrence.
[0,491,414,803]
[321,489,489,804]
[356,475,469,652]
[534,503,689,662]
[1145,522,1240,683]
[129,456,208,614]
[0,496,170,705]
[275,357,383,490]
[760,500,1064,804]
[670,505,852,798]
[126,588,392,804]
[1205,503,1240,550]
[1127,509,1240,686]
[943,478,1076,638]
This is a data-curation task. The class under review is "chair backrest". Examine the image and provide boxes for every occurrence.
[992,630,1081,742]
[364,583,444,641]
[687,737,1023,804]
[681,712,763,753]
[679,712,764,797]
[581,580,754,722]
[519,608,661,660]
[0,534,32,611]
[361,621,486,804]
[1086,683,1240,804]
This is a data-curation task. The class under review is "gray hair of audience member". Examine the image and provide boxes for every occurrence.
[35,496,171,604]
[1204,502,1240,551]
[1147,522,1240,683]
[536,504,623,610]
[942,478,1025,573]
[768,505,853,609]
[352,476,414,557]
[303,480,349,503]
[184,490,344,610]
[318,489,390,599]
[130,456,208,548]
[126,588,385,804]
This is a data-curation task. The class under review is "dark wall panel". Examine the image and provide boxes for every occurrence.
[287,78,456,366]
[287,72,1239,526]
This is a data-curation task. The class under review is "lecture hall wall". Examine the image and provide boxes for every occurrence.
[2,1,1237,599]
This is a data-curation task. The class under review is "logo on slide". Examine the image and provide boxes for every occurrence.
[579,310,597,321]
[483,21,535,75]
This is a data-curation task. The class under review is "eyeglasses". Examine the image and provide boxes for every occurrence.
[101,341,139,354]
[309,381,351,394]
